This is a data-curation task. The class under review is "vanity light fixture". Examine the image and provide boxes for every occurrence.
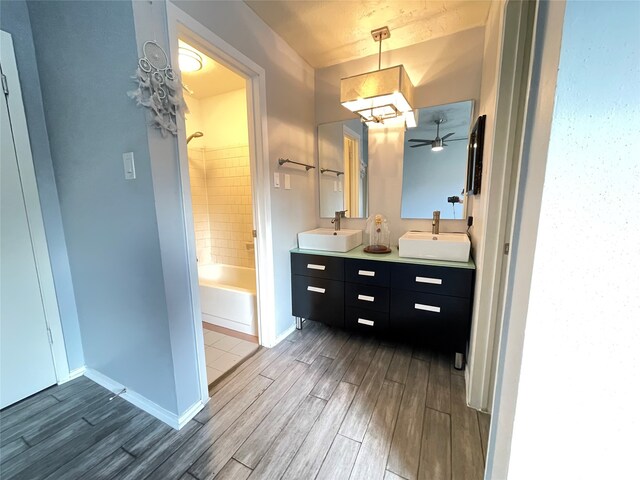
[178,47,203,72]
[340,26,416,128]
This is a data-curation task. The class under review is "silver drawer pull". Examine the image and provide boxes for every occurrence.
[307,264,326,271]
[415,276,442,285]
[357,294,375,302]
[358,270,375,277]
[307,286,326,294]
[357,318,375,326]
[414,303,441,313]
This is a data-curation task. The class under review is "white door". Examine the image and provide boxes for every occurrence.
[0,65,57,409]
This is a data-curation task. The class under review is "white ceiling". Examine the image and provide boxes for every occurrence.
[179,39,245,99]
[408,100,473,142]
[244,0,491,68]
[415,100,473,133]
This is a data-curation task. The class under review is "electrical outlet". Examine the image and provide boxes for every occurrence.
[284,174,291,190]
[273,172,280,188]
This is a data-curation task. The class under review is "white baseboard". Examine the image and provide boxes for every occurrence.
[177,398,206,429]
[67,366,86,381]
[273,323,297,346]
[56,365,86,385]
[84,368,205,430]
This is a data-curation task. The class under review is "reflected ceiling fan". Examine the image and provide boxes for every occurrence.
[408,119,464,152]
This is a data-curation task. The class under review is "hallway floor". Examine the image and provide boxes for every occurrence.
[0,320,489,479]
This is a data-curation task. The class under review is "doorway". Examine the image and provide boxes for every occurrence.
[179,37,259,385]
[166,4,276,397]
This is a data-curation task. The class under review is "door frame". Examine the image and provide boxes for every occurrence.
[342,124,361,217]
[465,0,537,411]
[1,30,70,384]
[165,3,276,398]
[484,0,566,476]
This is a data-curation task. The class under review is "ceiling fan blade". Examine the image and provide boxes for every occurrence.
[441,132,455,140]
[445,138,468,142]
[410,143,429,148]
[443,142,449,146]
[408,138,435,143]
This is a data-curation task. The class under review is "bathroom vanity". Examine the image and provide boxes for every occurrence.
[290,247,475,367]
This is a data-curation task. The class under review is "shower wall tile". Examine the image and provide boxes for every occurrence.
[204,146,255,268]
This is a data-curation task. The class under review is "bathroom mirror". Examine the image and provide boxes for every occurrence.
[400,100,473,219]
[318,120,369,218]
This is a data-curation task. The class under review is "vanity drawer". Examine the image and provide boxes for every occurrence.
[390,289,470,340]
[390,263,473,298]
[344,259,390,287]
[345,282,389,312]
[291,252,344,281]
[345,306,389,332]
[292,275,344,328]
[391,289,470,324]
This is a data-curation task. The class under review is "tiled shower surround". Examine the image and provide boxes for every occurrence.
[188,146,255,268]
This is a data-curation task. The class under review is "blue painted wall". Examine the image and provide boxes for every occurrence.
[0,0,85,371]
[27,0,178,413]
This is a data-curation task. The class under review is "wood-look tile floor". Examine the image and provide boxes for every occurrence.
[0,320,490,480]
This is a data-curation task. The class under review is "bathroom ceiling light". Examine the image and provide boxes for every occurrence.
[178,47,203,72]
[340,26,415,128]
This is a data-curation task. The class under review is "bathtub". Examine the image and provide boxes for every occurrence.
[198,263,257,336]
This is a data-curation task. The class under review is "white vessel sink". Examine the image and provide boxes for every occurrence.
[298,228,363,253]
[399,231,471,262]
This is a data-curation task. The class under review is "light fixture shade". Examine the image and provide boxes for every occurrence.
[341,65,415,123]
[178,47,202,72]
[404,110,417,128]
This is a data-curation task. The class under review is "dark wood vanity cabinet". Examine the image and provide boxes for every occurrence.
[389,263,474,353]
[291,253,345,328]
[344,260,390,333]
[291,251,475,361]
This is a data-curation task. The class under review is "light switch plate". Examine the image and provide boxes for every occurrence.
[273,172,280,188]
[338,181,343,192]
[123,152,136,180]
[284,174,291,190]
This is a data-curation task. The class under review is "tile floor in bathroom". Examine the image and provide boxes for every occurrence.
[203,328,259,384]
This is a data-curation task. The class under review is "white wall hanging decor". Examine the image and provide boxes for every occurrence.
[128,41,187,137]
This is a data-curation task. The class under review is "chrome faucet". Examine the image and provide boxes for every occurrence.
[332,210,347,231]
[432,210,440,234]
